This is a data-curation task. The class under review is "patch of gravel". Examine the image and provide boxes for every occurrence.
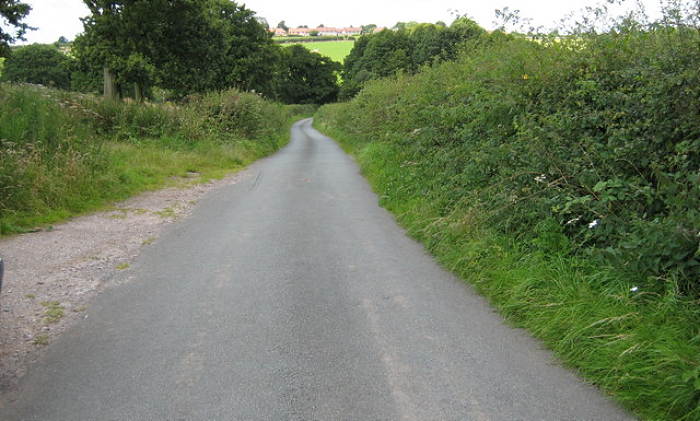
[0,171,248,389]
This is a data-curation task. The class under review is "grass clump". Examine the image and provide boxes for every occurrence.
[33,335,49,346]
[41,301,64,324]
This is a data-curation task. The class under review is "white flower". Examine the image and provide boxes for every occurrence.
[588,220,599,229]
[566,217,581,225]
[630,286,639,292]
[535,174,547,183]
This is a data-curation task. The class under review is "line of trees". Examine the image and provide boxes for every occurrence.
[340,18,487,99]
[1,0,342,105]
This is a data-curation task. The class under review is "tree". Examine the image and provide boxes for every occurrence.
[0,44,75,89]
[207,0,280,96]
[0,0,31,57]
[340,20,487,99]
[361,24,377,35]
[277,20,288,31]
[74,0,277,100]
[256,16,268,29]
[277,45,340,104]
[75,0,151,98]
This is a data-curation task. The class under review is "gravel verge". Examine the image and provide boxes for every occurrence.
[0,171,247,389]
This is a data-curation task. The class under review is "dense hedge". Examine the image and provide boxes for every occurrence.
[317,23,700,419]
[322,25,700,299]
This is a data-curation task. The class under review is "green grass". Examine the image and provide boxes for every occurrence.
[0,84,305,235]
[41,301,64,324]
[287,40,355,63]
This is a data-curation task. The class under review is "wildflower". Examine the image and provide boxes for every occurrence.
[523,74,529,80]
[630,286,639,292]
[535,174,547,183]
[566,217,581,225]
[588,220,599,229]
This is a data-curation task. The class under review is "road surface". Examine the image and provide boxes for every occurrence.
[0,119,634,420]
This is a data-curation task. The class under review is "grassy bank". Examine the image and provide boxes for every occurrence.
[0,84,309,234]
[315,25,700,421]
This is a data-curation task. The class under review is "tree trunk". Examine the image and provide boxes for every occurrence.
[103,67,119,99]
[134,82,144,103]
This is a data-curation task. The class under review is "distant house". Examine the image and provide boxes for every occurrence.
[277,25,365,37]
[269,27,288,36]
[289,27,313,36]
[318,27,340,36]
[341,27,362,36]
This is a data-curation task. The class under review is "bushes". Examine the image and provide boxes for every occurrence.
[0,44,74,90]
[316,18,700,420]
[321,25,700,298]
[0,84,292,233]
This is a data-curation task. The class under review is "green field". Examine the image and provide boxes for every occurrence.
[289,40,355,63]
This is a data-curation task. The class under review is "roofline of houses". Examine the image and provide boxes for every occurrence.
[269,26,386,37]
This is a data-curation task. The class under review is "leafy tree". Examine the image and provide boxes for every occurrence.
[341,29,413,99]
[207,0,280,96]
[277,45,340,104]
[0,44,75,89]
[75,0,154,98]
[256,16,268,29]
[341,19,487,99]
[0,0,31,57]
[74,0,277,100]
[361,24,377,35]
[409,23,447,66]
[277,20,289,31]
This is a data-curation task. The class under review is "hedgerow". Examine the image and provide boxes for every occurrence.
[322,22,700,299]
[316,6,700,419]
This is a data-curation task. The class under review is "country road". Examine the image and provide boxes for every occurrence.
[0,119,634,420]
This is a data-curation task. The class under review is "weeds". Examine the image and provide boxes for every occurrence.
[33,335,49,346]
[0,85,295,234]
[41,301,64,324]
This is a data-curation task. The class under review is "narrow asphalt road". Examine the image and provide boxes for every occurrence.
[0,119,634,420]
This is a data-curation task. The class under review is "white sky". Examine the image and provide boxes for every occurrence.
[7,0,665,45]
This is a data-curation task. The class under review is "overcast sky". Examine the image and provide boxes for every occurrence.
[8,0,665,45]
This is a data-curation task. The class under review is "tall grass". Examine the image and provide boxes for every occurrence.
[0,84,296,233]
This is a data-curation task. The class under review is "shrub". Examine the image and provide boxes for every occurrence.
[0,44,75,89]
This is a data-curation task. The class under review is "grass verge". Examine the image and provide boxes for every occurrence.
[315,116,700,421]
[0,84,308,234]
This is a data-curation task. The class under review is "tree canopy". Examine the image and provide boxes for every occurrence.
[340,19,487,99]
[277,45,341,105]
[0,0,31,57]
[73,0,280,100]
